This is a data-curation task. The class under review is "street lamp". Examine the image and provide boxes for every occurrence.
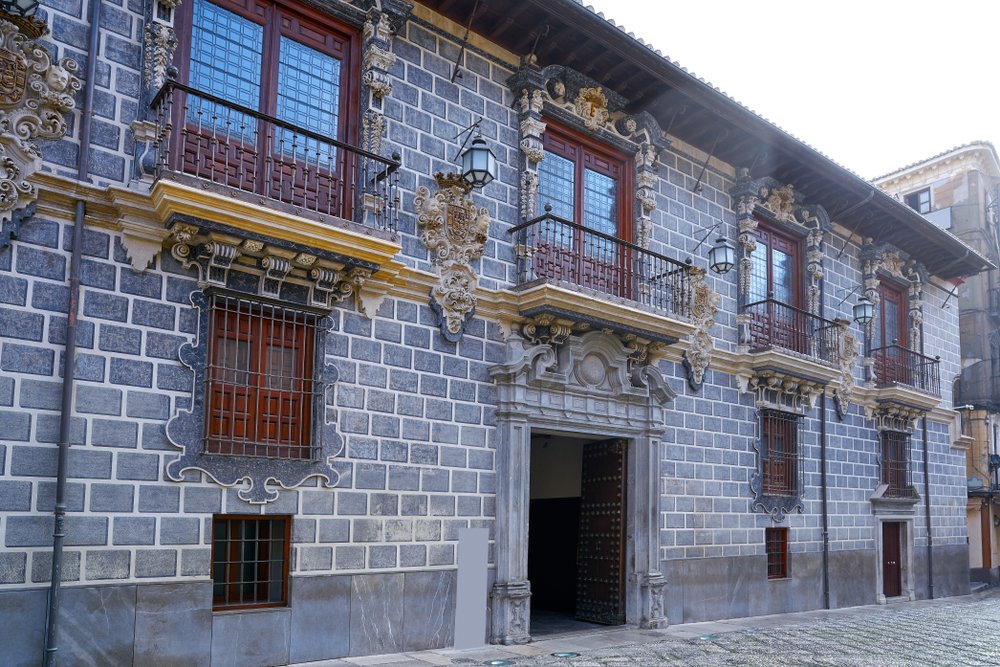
[708,237,736,275]
[853,295,875,327]
[460,134,497,189]
[0,0,38,17]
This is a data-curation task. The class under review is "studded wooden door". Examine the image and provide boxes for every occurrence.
[882,521,902,598]
[576,438,627,625]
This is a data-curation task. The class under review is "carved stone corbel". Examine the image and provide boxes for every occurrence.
[683,267,721,390]
[260,254,292,297]
[869,403,921,433]
[201,240,241,286]
[0,19,80,242]
[414,175,491,341]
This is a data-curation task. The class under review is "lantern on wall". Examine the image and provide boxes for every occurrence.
[708,238,736,275]
[853,295,875,327]
[460,134,497,189]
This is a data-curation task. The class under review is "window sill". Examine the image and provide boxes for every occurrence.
[212,604,291,615]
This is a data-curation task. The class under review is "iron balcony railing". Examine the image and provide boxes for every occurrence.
[509,209,695,318]
[742,297,841,364]
[149,80,400,233]
[871,343,941,396]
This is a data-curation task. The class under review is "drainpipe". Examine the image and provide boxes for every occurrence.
[820,389,831,609]
[918,306,933,600]
[43,0,100,663]
[922,416,933,599]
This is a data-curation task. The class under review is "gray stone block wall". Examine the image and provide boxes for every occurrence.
[0,1,975,655]
[39,0,143,185]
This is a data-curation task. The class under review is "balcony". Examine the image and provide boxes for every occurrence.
[870,344,941,396]
[508,210,697,344]
[743,297,841,365]
[122,80,406,280]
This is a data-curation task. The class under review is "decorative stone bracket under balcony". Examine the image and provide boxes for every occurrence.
[866,344,942,414]
[507,210,718,387]
[734,298,858,411]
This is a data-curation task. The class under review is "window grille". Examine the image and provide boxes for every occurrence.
[881,430,914,498]
[206,293,318,459]
[765,527,789,579]
[212,515,290,609]
[761,410,799,497]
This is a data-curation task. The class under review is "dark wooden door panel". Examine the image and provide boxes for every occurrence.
[576,439,626,625]
[882,521,902,598]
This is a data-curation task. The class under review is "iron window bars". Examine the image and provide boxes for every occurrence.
[212,515,290,609]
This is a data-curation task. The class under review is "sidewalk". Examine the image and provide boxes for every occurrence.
[289,588,1000,666]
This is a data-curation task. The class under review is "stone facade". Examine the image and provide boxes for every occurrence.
[876,143,1000,587]
[0,1,986,665]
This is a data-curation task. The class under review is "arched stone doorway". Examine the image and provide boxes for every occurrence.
[488,330,675,643]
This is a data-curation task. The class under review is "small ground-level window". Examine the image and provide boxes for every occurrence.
[212,515,290,609]
[766,527,789,579]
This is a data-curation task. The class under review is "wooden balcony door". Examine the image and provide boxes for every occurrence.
[747,224,804,352]
[576,439,627,625]
[535,127,631,299]
[874,281,909,384]
[176,0,355,212]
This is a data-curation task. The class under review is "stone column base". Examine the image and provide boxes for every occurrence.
[639,572,667,629]
[489,580,532,644]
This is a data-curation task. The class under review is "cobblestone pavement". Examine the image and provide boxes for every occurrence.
[457,593,1000,667]
[301,591,1000,667]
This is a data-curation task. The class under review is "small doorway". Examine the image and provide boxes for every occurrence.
[882,521,903,598]
[528,433,628,634]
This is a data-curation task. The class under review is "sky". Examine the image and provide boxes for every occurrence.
[583,0,1000,180]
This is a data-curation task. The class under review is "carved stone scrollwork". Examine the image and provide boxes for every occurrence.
[414,176,491,341]
[574,86,610,132]
[260,255,291,297]
[833,319,859,417]
[361,11,397,100]
[0,19,80,243]
[516,86,546,221]
[730,171,830,323]
[869,403,921,433]
[859,239,927,350]
[683,267,721,390]
[143,22,177,92]
[520,314,577,347]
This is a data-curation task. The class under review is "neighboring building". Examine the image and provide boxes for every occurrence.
[877,142,1000,586]
[0,1,993,665]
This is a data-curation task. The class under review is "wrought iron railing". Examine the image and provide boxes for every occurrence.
[881,431,916,498]
[509,209,694,318]
[742,297,841,364]
[871,343,941,396]
[149,80,400,232]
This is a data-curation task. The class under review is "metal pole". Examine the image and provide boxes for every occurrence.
[43,0,100,663]
[820,390,830,609]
